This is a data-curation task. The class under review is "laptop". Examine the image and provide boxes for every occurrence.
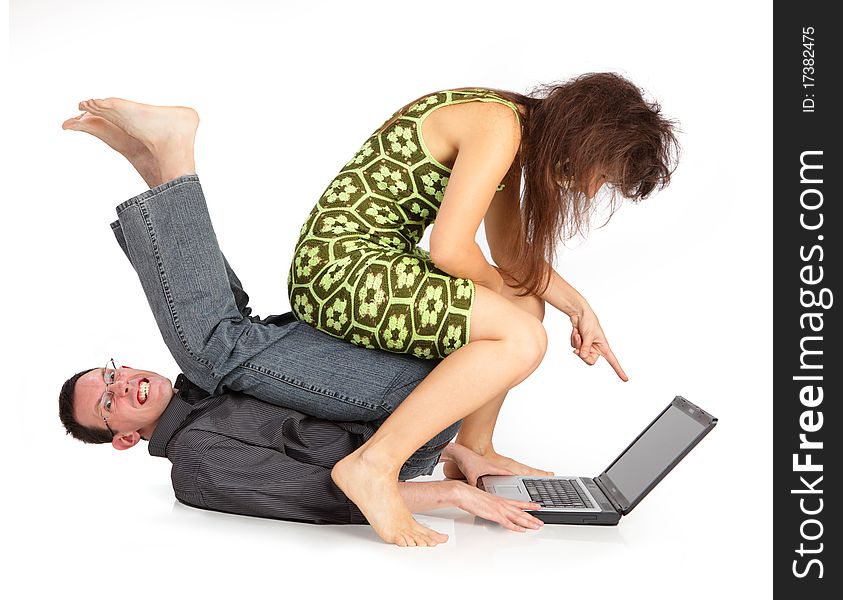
[477,396,717,525]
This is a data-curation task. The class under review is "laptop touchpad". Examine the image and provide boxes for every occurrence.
[494,485,523,500]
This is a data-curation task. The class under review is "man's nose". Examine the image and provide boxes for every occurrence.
[111,372,133,398]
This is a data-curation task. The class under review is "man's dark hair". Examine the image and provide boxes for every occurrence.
[59,368,114,444]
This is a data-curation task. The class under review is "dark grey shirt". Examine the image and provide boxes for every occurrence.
[148,375,455,524]
[149,375,372,524]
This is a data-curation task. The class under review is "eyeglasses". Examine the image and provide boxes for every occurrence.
[100,358,121,436]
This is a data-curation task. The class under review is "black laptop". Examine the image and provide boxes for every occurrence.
[478,396,717,525]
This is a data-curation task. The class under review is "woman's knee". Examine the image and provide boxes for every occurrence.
[479,316,547,386]
[469,287,547,381]
[507,315,548,373]
[471,285,546,351]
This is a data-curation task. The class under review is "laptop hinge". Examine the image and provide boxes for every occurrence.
[595,475,624,513]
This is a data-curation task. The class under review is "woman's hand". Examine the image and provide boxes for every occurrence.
[453,482,544,532]
[570,307,628,381]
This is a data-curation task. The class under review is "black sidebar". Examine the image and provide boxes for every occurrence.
[773,3,840,598]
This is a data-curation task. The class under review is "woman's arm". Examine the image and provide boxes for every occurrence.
[428,102,521,293]
[539,267,590,316]
[485,190,628,381]
[484,187,588,316]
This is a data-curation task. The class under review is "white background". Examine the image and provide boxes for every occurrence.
[3,1,771,598]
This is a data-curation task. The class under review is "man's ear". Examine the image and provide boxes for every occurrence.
[111,431,142,451]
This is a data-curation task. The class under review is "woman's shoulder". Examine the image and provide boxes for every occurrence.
[383,88,521,122]
[418,96,521,174]
[429,92,522,142]
[373,88,520,144]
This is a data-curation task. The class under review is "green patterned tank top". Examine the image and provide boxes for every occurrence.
[288,89,523,356]
[296,88,523,254]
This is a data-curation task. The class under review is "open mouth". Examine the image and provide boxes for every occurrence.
[137,379,150,405]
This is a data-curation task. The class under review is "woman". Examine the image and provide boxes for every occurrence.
[288,73,679,546]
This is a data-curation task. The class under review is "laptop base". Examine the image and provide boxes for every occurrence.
[478,475,622,525]
[528,510,621,526]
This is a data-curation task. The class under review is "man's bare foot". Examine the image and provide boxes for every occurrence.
[332,449,449,547]
[443,451,553,480]
[77,97,199,183]
[62,112,161,187]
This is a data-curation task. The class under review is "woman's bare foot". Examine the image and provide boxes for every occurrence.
[443,451,553,480]
[62,112,161,187]
[484,451,554,477]
[443,460,467,480]
[77,97,199,183]
[332,449,449,547]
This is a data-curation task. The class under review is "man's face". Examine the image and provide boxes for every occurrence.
[73,366,174,447]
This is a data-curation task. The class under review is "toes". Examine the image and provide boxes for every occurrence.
[79,99,110,114]
[62,112,86,128]
[79,100,97,114]
[390,522,448,548]
[412,523,447,546]
[431,531,449,544]
[415,530,436,547]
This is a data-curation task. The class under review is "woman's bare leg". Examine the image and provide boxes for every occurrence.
[444,282,553,478]
[331,285,548,546]
[443,390,554,478]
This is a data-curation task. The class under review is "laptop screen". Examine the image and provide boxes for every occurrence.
[599,397,716,513]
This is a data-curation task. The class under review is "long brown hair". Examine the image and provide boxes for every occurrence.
[384,73,680,296]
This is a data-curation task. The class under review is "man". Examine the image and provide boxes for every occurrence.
[58,104,543,544]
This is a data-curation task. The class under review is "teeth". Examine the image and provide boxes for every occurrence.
[140,381,150,401]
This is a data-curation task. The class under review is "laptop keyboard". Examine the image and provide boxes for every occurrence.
[523,478,593,509]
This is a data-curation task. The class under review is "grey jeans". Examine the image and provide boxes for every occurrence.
[111,174,459,478]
